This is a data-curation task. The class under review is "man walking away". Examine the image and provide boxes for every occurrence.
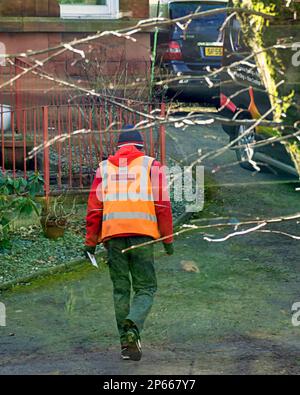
[84,126,174,361]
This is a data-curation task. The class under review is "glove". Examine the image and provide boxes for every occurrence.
[84,245,96,259]
[163,243,174,256]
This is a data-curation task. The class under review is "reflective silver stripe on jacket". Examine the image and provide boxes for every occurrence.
[142,156,154,169]
[104,192,154,202]
[100,160,108,190]
[139,156,154,201]
[103,212,157,222]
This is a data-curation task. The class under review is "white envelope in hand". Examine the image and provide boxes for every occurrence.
[87,252,99,268]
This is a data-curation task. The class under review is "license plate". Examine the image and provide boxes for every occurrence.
[204,47,223,57]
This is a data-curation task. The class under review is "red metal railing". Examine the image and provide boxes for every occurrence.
[0,102,166,196]
[0,56,167,196]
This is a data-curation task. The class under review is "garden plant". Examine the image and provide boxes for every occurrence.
[0,172,44,251]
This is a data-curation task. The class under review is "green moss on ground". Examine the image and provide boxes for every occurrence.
[1,216,298,374]
[1,168,299,373]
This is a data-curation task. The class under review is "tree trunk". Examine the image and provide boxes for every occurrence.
[232,0,300,174]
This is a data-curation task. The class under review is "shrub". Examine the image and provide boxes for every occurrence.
[0,173,44,250]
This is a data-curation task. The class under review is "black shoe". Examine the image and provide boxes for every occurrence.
[126,328,142,361]
[120,345,130,360]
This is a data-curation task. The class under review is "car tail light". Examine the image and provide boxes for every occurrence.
[163,41,182,61]
[220,93,237,113]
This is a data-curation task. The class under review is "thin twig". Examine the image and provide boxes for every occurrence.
[121,212,300,253]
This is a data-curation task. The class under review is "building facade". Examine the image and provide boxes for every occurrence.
[0,0,151,105]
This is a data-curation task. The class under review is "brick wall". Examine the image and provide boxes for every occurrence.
[0,30,151,104]
[0,0,149,19]
[120,0,149,19]
[0,0,60,17]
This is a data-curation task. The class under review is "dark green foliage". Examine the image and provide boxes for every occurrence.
[0,173,44,250]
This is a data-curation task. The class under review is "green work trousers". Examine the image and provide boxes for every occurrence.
[106,236,157,344]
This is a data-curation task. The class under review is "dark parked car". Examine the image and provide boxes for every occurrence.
[155,0,228,102]
[219,5,300,177]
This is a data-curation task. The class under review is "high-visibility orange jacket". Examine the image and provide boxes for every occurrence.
[100,155,161,241]
[85,145,173,246]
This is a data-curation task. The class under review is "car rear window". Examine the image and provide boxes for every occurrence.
[169,2,226,27]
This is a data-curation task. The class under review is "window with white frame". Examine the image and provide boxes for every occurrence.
[59,0,120,19]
